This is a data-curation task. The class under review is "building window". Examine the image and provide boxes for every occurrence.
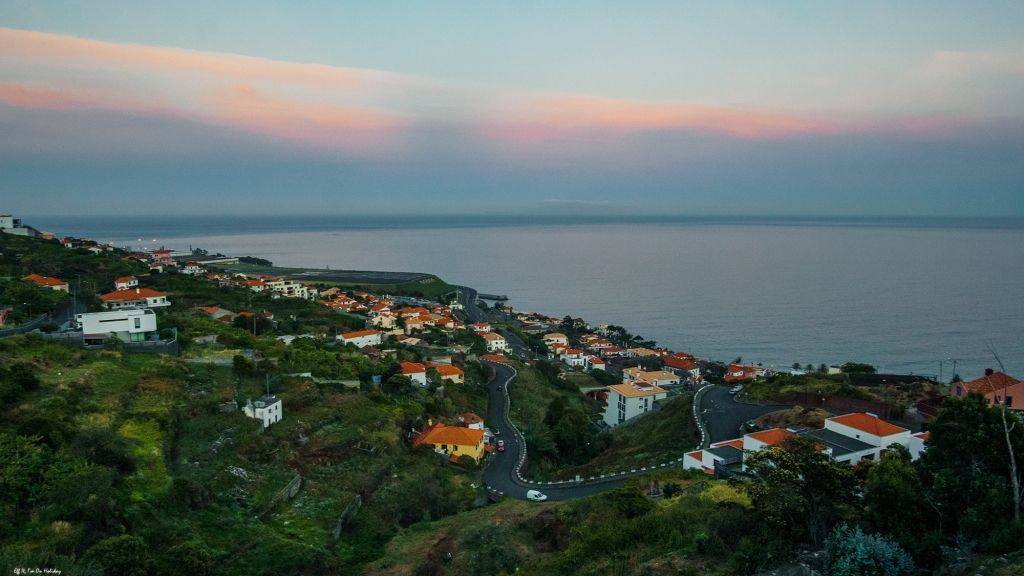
[134,318,141,329]
[956,386,962,396]
[1008,397,1014,407]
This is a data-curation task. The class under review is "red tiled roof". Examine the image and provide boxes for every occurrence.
[22,274,66,287]
[99,287,166,301]
[419,423,484,447]
[341,329,378,339]
[480,354,509,363]
[960,371,1022,394]
[914,432,930,441]
[114,276,137,284]
[748,428,797,445]
[437,365,464,377]
[829,413,908,437]
[664,355,698,370]
[401,362,426,375]
[713,439,745,451]
[460,412,483,425]
[686,450,703,461]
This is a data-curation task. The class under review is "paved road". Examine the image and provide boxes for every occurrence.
[480,360,630,501]
[700,386,790,442]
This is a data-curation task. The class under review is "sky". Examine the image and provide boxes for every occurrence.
[1,1,1023,215]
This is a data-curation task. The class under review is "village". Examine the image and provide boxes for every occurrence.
[4,213,1024,576]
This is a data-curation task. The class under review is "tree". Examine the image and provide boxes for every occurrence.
[86,535,151,576]
[232,354,254,377]
[841,362,877,374]
[918,392,1023,538]
[824,525,915,576]
[746,438,857,545]
[543,396,566,429]
[863,445,930,548]
[818,363,828,374]
[792,362,801,371]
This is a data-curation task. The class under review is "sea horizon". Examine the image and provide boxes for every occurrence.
[22,212,1024,382]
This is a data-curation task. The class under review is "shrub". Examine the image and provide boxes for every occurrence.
[824,525,915,576]
[86,535,151,576]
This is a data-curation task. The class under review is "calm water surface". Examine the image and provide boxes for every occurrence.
[34,216,1024,379]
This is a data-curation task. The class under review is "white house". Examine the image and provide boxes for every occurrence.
[602,382,667,427]
[543,333,569,347]
[98,287,171,310]
[181,262,206,275]
[114,276,138,290]
[683,439,745,474]
[823,413,912,461]
[76,309,158,342]
[471,322,492,333]
[586,356,606,371]
[402,362,428,386]
[337,329,382,347]
[482,332,507,352]
[560,348,586,367]
[458,412,485,430]
[243,395,282,428]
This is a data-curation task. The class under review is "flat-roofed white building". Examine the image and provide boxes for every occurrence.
[77,309,158,342]
[603,381,667,427]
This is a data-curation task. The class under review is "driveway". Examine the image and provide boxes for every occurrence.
[700,386,790,442]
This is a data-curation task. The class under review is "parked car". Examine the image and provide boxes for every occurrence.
[497,440,505,452]
[729,384,744,395]
[497,386,502,391]
[526,490,548,502]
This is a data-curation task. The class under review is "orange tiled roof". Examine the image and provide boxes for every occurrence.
[437,365,464,377]
[420,423,485,447]
[22,274,66,287]
[482,333,505,341]
[480,354,509,363]
[460,412,483,425]
[829,413,908,437]
[341,329,378,339]
[114,276,137,284]
[960,371,1022,394]
[713,439,745,451]
[686,450,703,461]
[99,287,166,301]
[748,428,797,445]
[401,362,426,374]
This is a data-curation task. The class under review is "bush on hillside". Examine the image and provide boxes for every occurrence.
[824,525,915,576]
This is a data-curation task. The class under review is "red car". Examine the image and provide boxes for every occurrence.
[497,440,505,452]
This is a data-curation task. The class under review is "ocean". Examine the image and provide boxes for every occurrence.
[29,214,1024,380]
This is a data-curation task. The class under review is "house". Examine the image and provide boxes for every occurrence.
[623,367,680,387]
[586,356,606,372]
[471,322,492,333]
[823,413,911,461]
[243,395,282,428]
[22,274,69,292]
[560,348,587,367]
[436,365,465,384]
[148,249,176,267]
[238,279,267,292]
[411,420,487,463]
[683,439,745,474]
[76,309,158,343]
[953,369,1024,409]
[458,412,484,430]
[99,287,171,310]
[114,276,139,290]
[742,428,798,453]
[602,381,668,427]
[543,333,569,347]
[337,329,382,347]
[0,214,32,236]
[724,363,766,382]
[663,355,700,379]
[625,347,659,359]
[181,262,206,275]
[402,362,428,386]
[360,345,383,361]
[193,305,235,323]
[482,332,507,352]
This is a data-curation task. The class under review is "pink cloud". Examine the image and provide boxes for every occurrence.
[478,95,837,142]
[202,85,406,144]
[0,82,169,113]
[0,27,368,90]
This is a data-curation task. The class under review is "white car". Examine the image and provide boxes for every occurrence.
[526,490,548,502]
